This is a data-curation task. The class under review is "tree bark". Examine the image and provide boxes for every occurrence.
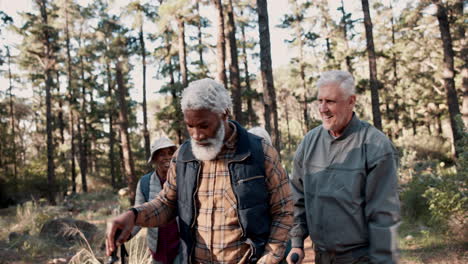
[293,0,309,133]
[340,0,353,74]
[240,12,256,126]
[257,0,280,150]
[55,72,65,145]
[285,96,292,153]
[177,18,188,87]
[106,59,116,189]
[433,0,462,157]
[196,0,205,69]
[213,0,227,88]
[361,0,382,130]
[165,29,184,144]
[410,107,417,136]
[64,0,76,194]
[226,0,242,124]
[454,0,467,127]
[139,24,151,159]
[390,2,400,138]
[116,61,137,204]
[38,0,56,204]
[6,47,17,186]
[78,51,88,193]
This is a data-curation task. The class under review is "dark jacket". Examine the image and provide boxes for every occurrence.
[176,121,271,263]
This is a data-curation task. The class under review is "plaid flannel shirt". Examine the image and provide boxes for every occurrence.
[134,122,293,264]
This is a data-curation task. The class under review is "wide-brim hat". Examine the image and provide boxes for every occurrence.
[147,137,176,164]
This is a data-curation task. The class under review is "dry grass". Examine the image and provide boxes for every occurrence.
[1,189,466,264]
[68,227,151,264]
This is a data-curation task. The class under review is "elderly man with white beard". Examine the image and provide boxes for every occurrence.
[106,78,293,264]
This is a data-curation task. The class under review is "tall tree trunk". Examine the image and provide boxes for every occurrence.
[196,0,205,69]
[177,18,188,87]
[240,13,256,126]
[437,105,443,135]
[6,47,17,186]
[55,72,65,145]
[226,0,242,124]
[454,0,467,126]
[69,110,77,193]
[410,107,417,136]
[78,53,88,192]
[170,26,187,141]
[116,61,137,204]
[38,0,56,204]
[106,60,116,189]
[390,2,400,138]
[293,0,309,133]
[213,0,227,87]
[45,68,56,203]
[340,0,353,74]
[55,71,66,194]
[139,25,151,159]
[257,0,280,150]
[118,130,125,184]
[433,0,462,157]
[64,6,76,193]
[165,32,183,144]
[319,0,334,63]
[285,97,292,153]
[361,0,382,130]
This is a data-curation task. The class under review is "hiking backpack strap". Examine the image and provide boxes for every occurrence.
[139,172,152,202]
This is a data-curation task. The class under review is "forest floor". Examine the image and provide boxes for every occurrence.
[0,191,466,264]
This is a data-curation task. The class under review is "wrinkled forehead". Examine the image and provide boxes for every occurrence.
[184,108,222,124]
[318,82,347,98]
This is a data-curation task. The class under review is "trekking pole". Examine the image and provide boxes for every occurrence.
[107,229,129,264]
[291,253,299,264]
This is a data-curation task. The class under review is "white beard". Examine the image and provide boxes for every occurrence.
[191,122,225,161]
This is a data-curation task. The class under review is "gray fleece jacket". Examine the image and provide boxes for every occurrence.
[289,114,401,264]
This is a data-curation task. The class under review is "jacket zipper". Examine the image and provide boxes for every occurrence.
[236,175,264,184]
[227,153,250,238]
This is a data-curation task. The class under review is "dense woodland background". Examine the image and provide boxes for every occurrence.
[0,0,466,262]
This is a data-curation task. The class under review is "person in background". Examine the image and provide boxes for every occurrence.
[107,78,293,264]
[249,126,294,264]
[132,137,180,264]
[287,70,401,264]
[248,126,273,146]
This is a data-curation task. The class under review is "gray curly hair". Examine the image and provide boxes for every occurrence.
[181,78,233,115]
[316,70,355,97]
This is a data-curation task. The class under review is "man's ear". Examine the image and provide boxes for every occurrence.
[349,95,357,107]
[223,109,231,121]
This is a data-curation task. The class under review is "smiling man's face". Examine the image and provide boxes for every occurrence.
[317,82,356,137]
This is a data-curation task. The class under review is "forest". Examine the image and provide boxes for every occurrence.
[0,0,466,263]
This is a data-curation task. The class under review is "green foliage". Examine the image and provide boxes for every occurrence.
[423,172,467,226]
[422,117,468,228]
[401,175,433,224]
[400,133,467,232]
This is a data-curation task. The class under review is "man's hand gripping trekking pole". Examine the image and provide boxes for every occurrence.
[105,211,135,263]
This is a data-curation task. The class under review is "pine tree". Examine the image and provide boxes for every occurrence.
[226,0,242,124]
[432,0,462,157]
[257,0,280,150]
[361,0,383,131]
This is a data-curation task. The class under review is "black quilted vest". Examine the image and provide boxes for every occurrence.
[176,121,271,263]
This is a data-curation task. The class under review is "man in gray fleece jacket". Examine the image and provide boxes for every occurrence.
[286,70,401,264]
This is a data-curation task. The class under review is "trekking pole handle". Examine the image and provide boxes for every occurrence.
[106,229,122,264]
[291,252,299,264]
